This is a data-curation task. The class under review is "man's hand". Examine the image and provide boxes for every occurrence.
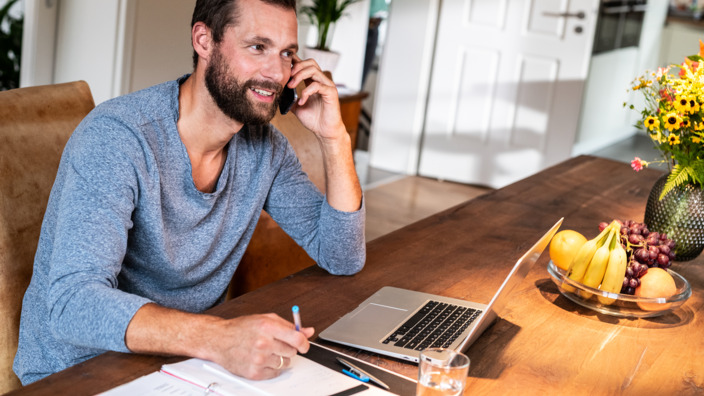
[125,304,314,380]
[287,55,347,142]
[207,313,314,380]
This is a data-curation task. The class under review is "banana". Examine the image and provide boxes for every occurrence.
[578,228,616,299]
[597,242,628,305]
[563,223,613,292]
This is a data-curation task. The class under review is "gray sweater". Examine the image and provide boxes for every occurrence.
[13,76,365,384]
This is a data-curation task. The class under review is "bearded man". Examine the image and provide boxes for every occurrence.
[14,0,364,385]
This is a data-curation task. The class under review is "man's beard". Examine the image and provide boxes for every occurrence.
[204,47,282,126]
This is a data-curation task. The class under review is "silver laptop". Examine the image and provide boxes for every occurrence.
[319,218,562,363]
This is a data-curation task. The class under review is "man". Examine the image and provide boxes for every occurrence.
[14,0,365,385]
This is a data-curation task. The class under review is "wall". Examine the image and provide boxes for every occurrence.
[367,0,438,174]
[659,20,704,66]
[572,0,668,155]
[46,0,369,105]
[53,0,126,104]
[128,0,193,93]
[19,0,57,87]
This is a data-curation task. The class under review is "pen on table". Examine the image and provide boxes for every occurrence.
[292,305,301,331]
[336,357,390,391]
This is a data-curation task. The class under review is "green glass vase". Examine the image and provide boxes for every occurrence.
[644,173,704,261]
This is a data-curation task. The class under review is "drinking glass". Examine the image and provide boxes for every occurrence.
[416,348,469,396]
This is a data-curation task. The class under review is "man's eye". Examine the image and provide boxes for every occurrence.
[250,44,264,51]
[282,50,294,58]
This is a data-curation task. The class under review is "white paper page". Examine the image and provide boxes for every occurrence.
[98,371,204,396]
[161,355,395,396]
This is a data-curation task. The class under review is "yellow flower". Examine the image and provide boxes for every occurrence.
[687,95,700,113]
[668,134,681,145]
[674,95,689,113]
[651,130,665,143]
[663,112,682,131]
[693,136,702,144]
[696,122,704,131]
[644,116,660,131]
[682,118,691,128]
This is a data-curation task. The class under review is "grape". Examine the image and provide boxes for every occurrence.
[657,254,670,267]
[648,246,659,260]
[603,219,677,295]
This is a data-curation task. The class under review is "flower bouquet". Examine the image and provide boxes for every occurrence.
[627,40,704,261]
[628,40,704,200]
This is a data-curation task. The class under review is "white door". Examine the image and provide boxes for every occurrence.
[418,0,599,188]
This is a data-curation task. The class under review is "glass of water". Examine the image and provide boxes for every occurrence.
[416,348,470,396]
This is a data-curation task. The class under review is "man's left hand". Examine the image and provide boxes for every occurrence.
[287,55,347,142]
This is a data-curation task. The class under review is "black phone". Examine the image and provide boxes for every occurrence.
[279,82,297,115]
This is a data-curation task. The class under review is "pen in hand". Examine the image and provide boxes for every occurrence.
[292,305,301,331]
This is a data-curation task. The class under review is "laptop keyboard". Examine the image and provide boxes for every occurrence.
[381,300,481,351]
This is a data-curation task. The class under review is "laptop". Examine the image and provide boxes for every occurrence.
[319,218,563,363]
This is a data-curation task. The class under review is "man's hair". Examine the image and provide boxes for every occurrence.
[191,0,297,69]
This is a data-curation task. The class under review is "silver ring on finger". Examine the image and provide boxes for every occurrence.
[275,355,284,370]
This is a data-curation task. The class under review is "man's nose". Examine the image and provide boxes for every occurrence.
[261,55,287,83]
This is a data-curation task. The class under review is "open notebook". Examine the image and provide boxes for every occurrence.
[99,351,397,396]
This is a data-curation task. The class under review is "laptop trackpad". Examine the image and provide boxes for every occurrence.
[351,303,409,326]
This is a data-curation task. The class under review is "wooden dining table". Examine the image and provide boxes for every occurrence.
[9,155,704,395]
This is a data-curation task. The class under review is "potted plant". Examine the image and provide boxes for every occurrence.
[300,0,361,73]
[0,0,23,91]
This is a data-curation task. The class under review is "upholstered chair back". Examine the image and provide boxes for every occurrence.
[0,81,95,393]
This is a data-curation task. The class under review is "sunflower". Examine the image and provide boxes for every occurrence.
[674,95,690,113]
[643,116,660,131]
[663,112,682,131]
[668,134,681,145]
[682,118,691,129]
[687,95,701,113]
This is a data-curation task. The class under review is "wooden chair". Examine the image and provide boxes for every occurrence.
[227,84,328,298]
[0,81,95,393]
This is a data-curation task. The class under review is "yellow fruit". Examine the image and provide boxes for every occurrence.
[635,268,677,311]
[550,230,588,271]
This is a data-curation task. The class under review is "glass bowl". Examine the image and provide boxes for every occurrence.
[547,260,692,318]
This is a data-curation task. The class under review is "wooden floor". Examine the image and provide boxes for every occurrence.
[363,176,492,241]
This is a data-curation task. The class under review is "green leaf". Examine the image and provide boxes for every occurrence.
[687,55,704,62]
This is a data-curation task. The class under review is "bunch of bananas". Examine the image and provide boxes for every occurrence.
[563,220,627,305]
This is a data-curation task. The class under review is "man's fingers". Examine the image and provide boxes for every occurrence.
[289,58,334,89]
[297,81,339,106]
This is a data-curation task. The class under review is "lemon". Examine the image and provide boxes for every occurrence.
[549,230,588,271]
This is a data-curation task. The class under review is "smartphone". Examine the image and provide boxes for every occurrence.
[279,81,297,115]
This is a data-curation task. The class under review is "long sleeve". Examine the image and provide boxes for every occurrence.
[263,132,366,275]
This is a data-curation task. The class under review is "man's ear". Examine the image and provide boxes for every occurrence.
[192,21,212,64]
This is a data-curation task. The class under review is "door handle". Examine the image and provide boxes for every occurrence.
[543,11,586,19]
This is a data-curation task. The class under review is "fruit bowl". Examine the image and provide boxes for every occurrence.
[547,261,691,318]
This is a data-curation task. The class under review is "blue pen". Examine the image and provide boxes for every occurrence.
[336,357,390,390]
[342,368,370,383]
[292,305,301,331]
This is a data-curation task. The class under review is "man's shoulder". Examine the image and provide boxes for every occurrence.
[92,78,181,125]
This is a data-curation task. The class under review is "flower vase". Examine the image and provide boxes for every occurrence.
[644,173,704,261]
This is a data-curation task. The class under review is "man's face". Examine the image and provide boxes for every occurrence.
[204,0,298,125]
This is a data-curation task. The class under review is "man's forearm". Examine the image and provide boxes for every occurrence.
[124,303,315,380]
[125,303,221,360]
[318,128,363,212]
